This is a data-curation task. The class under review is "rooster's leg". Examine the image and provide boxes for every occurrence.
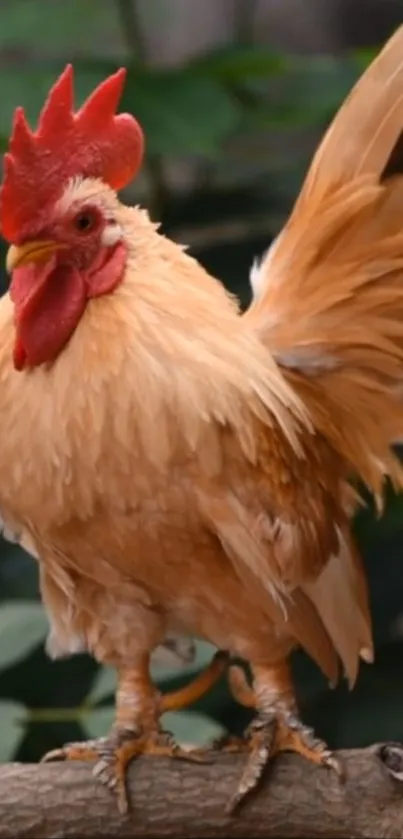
[223,660,342,813]
[42,650,228,813]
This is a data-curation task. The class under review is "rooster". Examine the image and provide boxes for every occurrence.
[1,26,403,814]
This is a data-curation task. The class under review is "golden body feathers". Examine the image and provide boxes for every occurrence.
[2,29,403,690]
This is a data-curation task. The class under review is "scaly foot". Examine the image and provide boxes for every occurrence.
[227,708,342,813]
[42,651,227,814]
[42,726,206,814]
[222,663,343,813]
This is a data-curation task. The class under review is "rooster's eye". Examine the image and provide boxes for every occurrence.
[73,210,98,234]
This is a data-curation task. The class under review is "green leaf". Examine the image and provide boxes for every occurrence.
[283,55,359,121]
[240,55,360,131]
[352,46,379,73]
[162,710,226,747]
[0,0,123,57]
[84,707,225,747]
[122,68,242,157]
[87,666,116,705]
[84,707,114,739]
[0,543,40,602]
[0,701,25,761]
[188,45,288,82]
[0,601,48,671]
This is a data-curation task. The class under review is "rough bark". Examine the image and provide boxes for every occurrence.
[1,744,403,838]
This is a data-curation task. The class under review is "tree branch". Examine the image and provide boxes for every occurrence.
[1,744,403,838]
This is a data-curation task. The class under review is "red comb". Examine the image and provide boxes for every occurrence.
[0,65,144,241]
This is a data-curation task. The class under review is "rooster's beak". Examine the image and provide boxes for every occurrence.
[6,240,64,274]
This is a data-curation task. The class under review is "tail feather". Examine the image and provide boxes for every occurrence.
[297,25,403,205]
[241,28,403,685]
[286,588,339,685]
[303,531,373,687]
[244,27,403,506]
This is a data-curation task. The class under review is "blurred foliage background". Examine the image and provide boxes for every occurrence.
[0,0,402,763]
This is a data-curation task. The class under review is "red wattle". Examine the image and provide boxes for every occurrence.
[10,261,87,368]
[13,334,27,370]
[86,242,127,298]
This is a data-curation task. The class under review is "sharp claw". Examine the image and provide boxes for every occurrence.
[40,748,66,763]
[227,749,271,814]
[41,730,189,814]
[226,791,244,815]
[92,750,131,814]
[227,720,275,814]
[227,707,341,813]
[92,759,111,783]
[117,787,129,816]
[326,754,344,779]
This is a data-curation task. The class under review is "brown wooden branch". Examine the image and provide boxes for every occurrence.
[1,744,403,838]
